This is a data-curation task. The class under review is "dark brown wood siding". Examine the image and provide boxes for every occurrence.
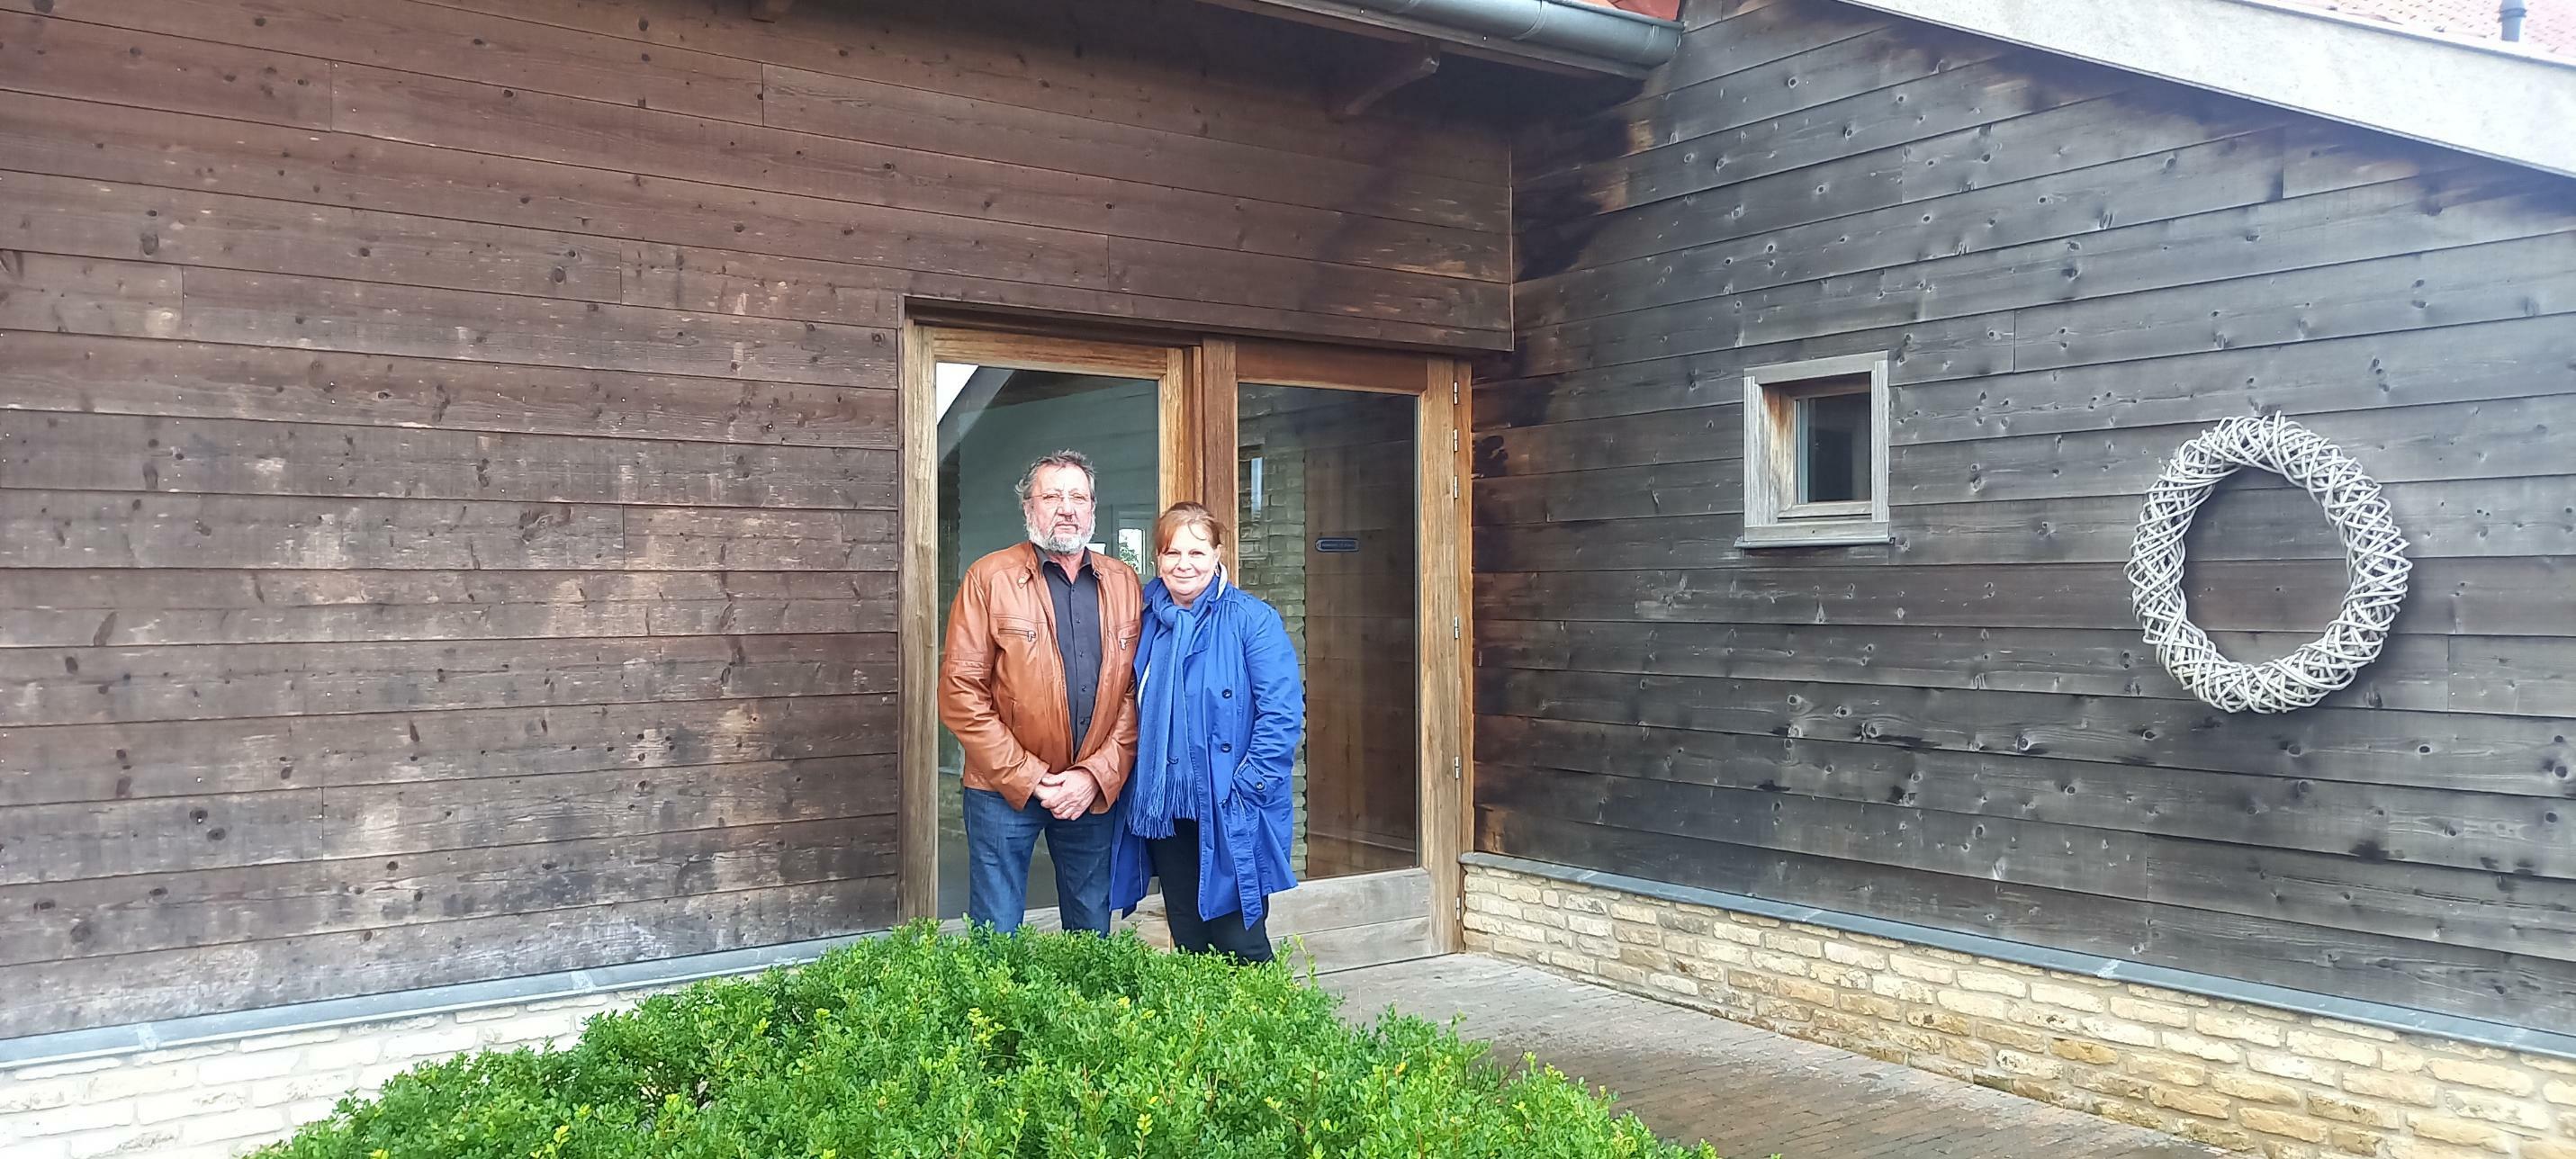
[0,0,1510,1038]
[1475,0,2576,1033]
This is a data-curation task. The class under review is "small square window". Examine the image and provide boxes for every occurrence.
[1739,353,1890,548]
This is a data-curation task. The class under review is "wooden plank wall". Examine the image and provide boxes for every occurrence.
[0,0,1510,1038]
[1474,0,2576,1033]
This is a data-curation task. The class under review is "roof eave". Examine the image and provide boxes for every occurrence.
[1832,0,2576,181]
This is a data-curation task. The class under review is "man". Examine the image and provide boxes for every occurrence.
[938,450,1141,933]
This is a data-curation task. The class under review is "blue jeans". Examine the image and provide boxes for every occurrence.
[963,786,1114,934]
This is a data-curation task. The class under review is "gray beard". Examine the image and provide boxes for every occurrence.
[1027,524,1090,555]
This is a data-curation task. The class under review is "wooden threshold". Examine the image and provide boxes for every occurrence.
[1125,867,1442,973]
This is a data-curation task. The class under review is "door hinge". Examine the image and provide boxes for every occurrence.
[1451,615,1461,640]
[1454,897,1465,923]
[1449,428,1458,452]
[1450,756,1463,780]
[1450,375,1460,405]
[1448,474,1459,499]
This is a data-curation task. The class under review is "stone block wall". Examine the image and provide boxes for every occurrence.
[0,985,668,1159]
[1464,864,2576,1159]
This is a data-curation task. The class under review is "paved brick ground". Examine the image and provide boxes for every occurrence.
[1324,955,2223,1159]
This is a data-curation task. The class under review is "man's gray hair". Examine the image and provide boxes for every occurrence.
[1015,450,1096,503]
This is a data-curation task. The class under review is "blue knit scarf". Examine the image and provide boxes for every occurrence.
[1128,571,1224,839]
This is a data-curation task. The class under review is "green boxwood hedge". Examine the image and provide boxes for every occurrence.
[254,923,1724,1159]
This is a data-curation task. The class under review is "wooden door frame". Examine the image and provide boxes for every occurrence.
[899,322,1471,953]
[1220,337,1473,953]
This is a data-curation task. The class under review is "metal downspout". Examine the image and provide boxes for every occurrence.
[1341,0,1681,68]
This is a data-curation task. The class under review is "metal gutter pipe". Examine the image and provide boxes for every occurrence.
[1271,0,1682,71]
[2501,0,2526,41]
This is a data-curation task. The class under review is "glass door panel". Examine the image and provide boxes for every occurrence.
[1233,382,1419,879]
[932,362,1161,920]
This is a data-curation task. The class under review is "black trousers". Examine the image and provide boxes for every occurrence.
[1146,818,1274,963]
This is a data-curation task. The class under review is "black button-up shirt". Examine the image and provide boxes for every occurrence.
[1036,544,1103,754]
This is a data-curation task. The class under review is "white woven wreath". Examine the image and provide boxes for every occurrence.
[2127,414,2410,714]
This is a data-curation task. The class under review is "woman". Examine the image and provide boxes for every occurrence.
[1107,502,1303,962]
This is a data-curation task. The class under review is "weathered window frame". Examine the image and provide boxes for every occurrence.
[1738,352,1891,549]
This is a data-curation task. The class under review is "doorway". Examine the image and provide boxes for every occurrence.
[899,325,1469,958]
[1234,382,1420,880]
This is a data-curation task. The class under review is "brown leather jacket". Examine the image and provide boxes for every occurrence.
[937,543,1141,813]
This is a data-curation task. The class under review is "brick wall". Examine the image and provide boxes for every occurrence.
[0,985,669,1159]
[1464,864,2576,1159]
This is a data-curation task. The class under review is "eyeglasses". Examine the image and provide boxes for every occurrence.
[1030,491,1094,508]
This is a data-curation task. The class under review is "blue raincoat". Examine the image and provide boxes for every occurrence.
[1108,573,1303,928]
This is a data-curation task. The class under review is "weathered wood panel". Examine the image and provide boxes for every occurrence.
[0,171,899,330]
[1894,313,2576,445]
[0,756,896,885]
[1,0,1511,1038]
[0,633,896,726]
[0,86,1505,348]
[2016,229,2576,373]
[1478,667,2576,798]
[1473,313,2016,432]
[0,253,180,338]
[1473,477,2576,571]
[1516,21,1984,178]
[175,270,896,388]
[0,11,336,128]
[1485,0,2576,1032]
[0,334,898,449]
[1482,310,2576,456]
[1644,0,1887,95]
[1480,809,2576,1033]
[1476,558,2575,638]
[0,93,1108,296]
[1477,715,2570,878]
[1891,393,2576,506]
[0,492,899,571]
[762,66,1506,235]
[1483,763,2576,959]
[1518,85,2283,285]
[1481,394,2572,519]
[1519,53,2110,228]
[426,0,1509,185]
[1,694,898,806]
[1527,123,2278,328]
[1476,618,2576,717]
[0,410,897,510]
[1521,127,2509,334]
[0,814,897,966]
[1516,176,2575,378]
[0,570,892,649]
[40,0,770,123]
[0,876,899,1038]
[327,64,1500,321]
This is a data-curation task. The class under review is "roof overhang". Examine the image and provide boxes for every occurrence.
[1831,0,2576,180]
[1189,0,1683,77]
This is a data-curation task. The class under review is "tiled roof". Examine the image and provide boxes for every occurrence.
[2282,0,2571,53]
